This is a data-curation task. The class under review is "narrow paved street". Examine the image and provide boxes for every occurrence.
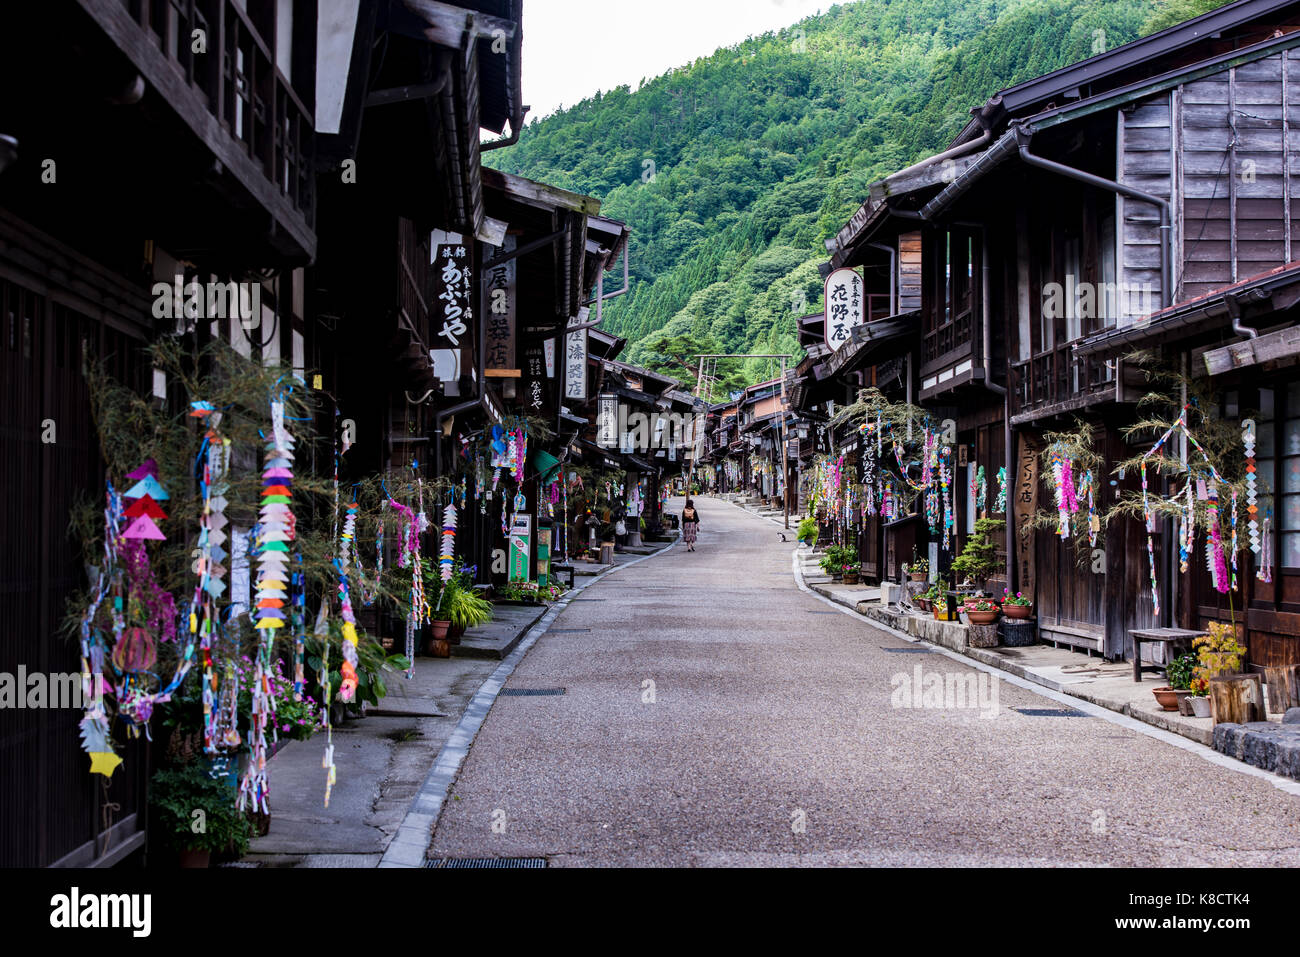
[428,496,1300,866]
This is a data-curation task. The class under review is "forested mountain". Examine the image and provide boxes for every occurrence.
[490,0,1227,387]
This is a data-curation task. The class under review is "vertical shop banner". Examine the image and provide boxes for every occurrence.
[435,243,472,349]
[521,342,549,413]
[1015,433,1041,597]
[484,236,517,374]
[597,394,618,448]
[824,267,864,352]
[543,338,556,378]
[565,327,588,400]
[509,514,533,582]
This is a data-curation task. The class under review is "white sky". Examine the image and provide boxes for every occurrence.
[519,0,832,120]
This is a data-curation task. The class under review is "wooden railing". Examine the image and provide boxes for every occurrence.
[923,307,974,367]
[1010,339,1115,419]
[117,0,314,228]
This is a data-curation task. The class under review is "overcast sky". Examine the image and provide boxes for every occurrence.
[519,0,832,120]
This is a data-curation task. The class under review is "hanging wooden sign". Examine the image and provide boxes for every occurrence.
[1015,433,1041,597]
[564,327,587,401]
[484,236,518,376]
[824,267,864,352]
[434,243,472,348]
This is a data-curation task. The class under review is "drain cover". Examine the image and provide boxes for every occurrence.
[500,687,566,696]
[880,647,933,654]
[1014,707,1089,717]
[425,857,547,869]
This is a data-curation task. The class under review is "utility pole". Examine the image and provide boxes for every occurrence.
[780,355,790,530]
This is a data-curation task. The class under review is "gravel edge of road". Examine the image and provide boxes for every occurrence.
[377,534,681,868]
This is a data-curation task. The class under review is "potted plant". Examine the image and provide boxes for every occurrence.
[932,595,948,621]
[908,549,929,582]
[1165,653,1197,713]
[819,545,853,580]
[963,596,1001,626]
[1189,676,1212,718]
[443,577,493,635]
[951,518,1006,593]
[797,516,818,547]
[1190,622,1246,719]
[150,762,252,868]
[842,562,861,585]
[913,582,939,612]
[1002,590,1033,619]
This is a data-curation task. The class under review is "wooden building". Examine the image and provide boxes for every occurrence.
[818,0,1300,670]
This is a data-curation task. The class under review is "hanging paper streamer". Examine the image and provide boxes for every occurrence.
[1048,445,1079,540]
[1244,421,1260,556]
[995,467,1008,515]
[240,398,296,815]
[974,465,986,516]
[1075,468,1098,548]
[1258,513,1274,583]
[1140,403,1240,615]
[441,502,458,582]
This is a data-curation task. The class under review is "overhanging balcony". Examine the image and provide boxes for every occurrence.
[80,0,315,260]
[1010,339,1116,424]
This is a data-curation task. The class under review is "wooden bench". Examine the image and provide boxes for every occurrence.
[1130,627,1202,683]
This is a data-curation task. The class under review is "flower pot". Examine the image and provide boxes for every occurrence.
[843,573,860,585]
[425,620,452,658]
[966,609,1000,626]
[178,848,211,869]
[1003,603,1032,620]
[448,621,465,645]
[1151,686,1181,711]
[1190,695,1212,718]
[910,572,926,582]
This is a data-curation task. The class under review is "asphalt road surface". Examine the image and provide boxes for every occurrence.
[427,496,1300,866]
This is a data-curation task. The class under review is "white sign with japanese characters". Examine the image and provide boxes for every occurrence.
[824,267,865,353]
[564,327,587,400]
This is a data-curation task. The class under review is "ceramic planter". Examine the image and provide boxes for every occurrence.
[966,609,1000,626]
[1151,686,1181,711]
[1190,695,1212,718]
[1003,603,1032,619]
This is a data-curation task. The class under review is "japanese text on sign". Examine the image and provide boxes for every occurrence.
[435,244,472,347]
[824,267,865,353]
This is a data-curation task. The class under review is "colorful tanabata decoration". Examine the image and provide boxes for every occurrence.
[1076,469,1098,548]
[239,399,296,815]
[1258,513,1274,583]
[974,465,987,516]
[1140,403,1239,617]
[1244,421,1261,557]
[995,467,1008,515]
[1047,445,1079,540]
[78,485,124,776]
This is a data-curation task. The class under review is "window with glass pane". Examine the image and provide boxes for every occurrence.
[1256,386,1300,568]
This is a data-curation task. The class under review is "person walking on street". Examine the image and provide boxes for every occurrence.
[682,499,701,552]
